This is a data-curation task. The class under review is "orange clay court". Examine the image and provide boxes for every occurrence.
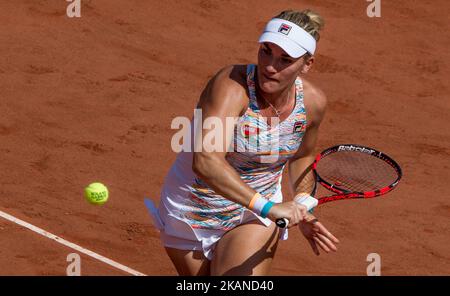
[0,0,449,275]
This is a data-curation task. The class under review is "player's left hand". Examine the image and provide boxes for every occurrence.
[298,214,339,256]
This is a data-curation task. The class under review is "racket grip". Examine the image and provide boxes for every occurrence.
[276,218,289,229]
[275,195,318,228]
[295,194,319,211]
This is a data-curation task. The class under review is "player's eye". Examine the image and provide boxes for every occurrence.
[261,46,271,55]
[281,57,293,64]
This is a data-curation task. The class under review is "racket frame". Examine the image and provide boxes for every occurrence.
[276,144,402,228]
[313,144,402,205]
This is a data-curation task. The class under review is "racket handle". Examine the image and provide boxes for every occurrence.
[276,218,289,229]
[275,195,318,228]
[295,195,319,211]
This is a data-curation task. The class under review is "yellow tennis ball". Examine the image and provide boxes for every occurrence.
[84,182,109,205]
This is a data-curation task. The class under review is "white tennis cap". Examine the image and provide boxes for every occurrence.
[258,18,316,58]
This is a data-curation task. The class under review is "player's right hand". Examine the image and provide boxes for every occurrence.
[267,201,308,228]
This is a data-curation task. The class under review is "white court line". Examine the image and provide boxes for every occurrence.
[0,209,146,276]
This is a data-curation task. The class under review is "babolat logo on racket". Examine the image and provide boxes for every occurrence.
[338,145,375,155]
[278,23,292,35]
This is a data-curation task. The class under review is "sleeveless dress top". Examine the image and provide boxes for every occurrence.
[159,64,308,232]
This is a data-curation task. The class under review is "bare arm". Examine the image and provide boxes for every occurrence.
[192,65,256,206]
[288,79,327,198]
[288,80,340,254]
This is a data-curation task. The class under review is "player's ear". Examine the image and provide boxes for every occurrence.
[300,55,315,74]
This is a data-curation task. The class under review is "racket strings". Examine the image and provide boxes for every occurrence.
[316,151,399,192]
[297,170,317,196]
[292,165,317,196]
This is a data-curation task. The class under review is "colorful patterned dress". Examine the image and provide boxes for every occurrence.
[155,64,308,258]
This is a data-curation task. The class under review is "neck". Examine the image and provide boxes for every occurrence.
[256,82,292,109]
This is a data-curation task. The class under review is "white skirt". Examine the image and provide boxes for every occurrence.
[146,188,289,261]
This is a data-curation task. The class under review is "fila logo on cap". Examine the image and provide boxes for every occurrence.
[278,23,291,35]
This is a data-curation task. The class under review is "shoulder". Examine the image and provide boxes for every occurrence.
[210,65,247,96]
[198,65,249,113]
[301,77,327,126]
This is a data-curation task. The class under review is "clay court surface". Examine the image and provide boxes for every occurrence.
[0,0,449,275]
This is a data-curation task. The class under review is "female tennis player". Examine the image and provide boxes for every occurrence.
[153,9,339,275]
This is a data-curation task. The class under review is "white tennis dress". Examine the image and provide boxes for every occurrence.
[148,64,308,260]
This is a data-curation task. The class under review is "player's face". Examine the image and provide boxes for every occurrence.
[257,42,313,94]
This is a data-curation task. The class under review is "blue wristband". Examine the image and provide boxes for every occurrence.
[260,201,274,218]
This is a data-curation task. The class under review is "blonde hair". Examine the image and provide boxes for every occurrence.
[274,9,325,42]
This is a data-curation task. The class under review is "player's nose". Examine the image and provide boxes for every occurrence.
[264,64,277,75]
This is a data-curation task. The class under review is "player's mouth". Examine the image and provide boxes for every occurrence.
[262,73,278,82]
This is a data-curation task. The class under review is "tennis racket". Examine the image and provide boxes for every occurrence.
[276,144,402,228]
